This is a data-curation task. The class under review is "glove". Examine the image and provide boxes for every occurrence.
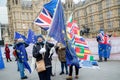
[39,48,46,54]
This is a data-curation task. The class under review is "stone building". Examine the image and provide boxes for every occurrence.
[64,0,120,38]
[7,0,120,43]
[7,0,49,43]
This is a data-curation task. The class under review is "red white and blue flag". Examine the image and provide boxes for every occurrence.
[34,7,52,30]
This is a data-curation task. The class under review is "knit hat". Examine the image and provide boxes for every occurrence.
[36,35,45,41]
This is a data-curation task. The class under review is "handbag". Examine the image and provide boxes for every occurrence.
[35,45,46,72]
[36,59,46,72]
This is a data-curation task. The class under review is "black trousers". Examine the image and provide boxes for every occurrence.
[38,67,51,80]
[69,65,79,76]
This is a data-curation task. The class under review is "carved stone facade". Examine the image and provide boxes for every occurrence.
[64,0,120,38]
[7,0,48,43]
[7,0,120,43]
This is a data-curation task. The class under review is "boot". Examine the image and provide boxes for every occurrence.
[75,75,79,79]
[98,57,103,62]
[66,76,72,80]
[104,58,107,62]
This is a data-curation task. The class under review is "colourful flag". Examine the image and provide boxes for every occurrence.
[67,13,73,23]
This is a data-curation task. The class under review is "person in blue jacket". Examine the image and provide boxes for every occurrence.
[14,38,31,79]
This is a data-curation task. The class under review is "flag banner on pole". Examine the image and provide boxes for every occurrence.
[48,0,66,45]
[14,32,27,42]
[27,29,37,44]
[0,47,5,69]
[34,0,58,30]
[66,18,99,69]
[34,8,52,30]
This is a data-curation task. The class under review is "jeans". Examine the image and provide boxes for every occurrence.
[17,61,25,78]
[38,67,51,80]
[61,62,68,73]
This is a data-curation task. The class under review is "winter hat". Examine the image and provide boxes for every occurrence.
[37,34,45,41]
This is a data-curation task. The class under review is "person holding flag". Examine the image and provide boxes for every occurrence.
[96,29,111,62]
[32,35,54,80]
[14,38,31,79]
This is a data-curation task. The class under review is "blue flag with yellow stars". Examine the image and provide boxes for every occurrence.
[0,47,5,69]
[16,42,31,73]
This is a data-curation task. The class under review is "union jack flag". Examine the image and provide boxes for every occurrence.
[34,7,52,30]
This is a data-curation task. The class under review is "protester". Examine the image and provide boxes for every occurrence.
[96,29,111,62]
[32,35,54,80]
[56,43,68,75]
[14,38,31,79]
[4,44,12,62]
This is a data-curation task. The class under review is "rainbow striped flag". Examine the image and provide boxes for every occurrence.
[66,18,99,69]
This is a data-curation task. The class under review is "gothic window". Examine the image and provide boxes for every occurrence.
[12,0,14,5]
[119,21,120,28]
[100,24,104,29]
[107,21,113,29]
[77,11,79,17]
[90,16,94,22]
[84,9,87,16]
[107,10,112,19]
[16,0,18,5]
[99,13,103,21]
[89,6,92,13]
[106,0,111,8]
[98,2,102,11]
[118,8,120,16]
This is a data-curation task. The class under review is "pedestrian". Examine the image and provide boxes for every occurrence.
[96,29,111,62]
[56,43,68,75]
[15,38,31,79]
[32,35,54,80]
[4,44,12,62]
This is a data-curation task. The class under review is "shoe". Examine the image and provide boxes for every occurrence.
[66,76,72,80]
[59,72,64,75]
[104,58,107,62]
[21,76,28,79]
[98,60,103,62]
[66,72,68,75]
[75,75,79,79]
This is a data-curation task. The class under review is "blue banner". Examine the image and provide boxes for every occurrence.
[0,47,5,69]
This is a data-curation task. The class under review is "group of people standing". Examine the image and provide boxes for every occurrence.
[32,35,79,80]
[3,29,111,80]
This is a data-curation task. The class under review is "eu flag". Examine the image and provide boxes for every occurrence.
[0,47,5,69]
[44,0,58,17]
[48,0,66,45]
[27,29,37,44]
[14,32,27,41]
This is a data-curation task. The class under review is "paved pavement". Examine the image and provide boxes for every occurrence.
[0,58,120,80]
